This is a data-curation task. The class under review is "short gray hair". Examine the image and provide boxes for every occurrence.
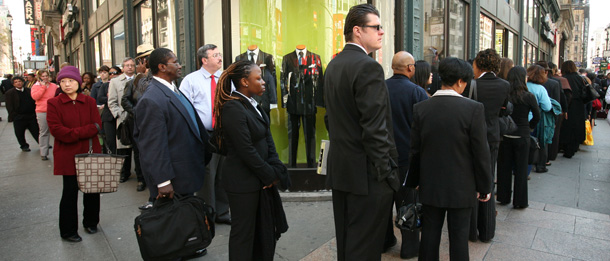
[197,44,218,62]
[122,57,135,66]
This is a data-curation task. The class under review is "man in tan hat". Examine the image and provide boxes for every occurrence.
[121,44,155,205]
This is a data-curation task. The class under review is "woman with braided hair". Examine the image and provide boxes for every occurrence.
[214,60,289,261]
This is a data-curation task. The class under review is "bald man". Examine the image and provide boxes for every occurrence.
[384,51,428,258]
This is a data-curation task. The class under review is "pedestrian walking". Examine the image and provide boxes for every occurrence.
[5,76,39,151]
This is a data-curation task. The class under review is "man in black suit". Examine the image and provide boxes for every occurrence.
[235,47,278,116]
[406,57,493,260]
[324,4,400,260]
[281,46,324,167]
[5,76,39,151]
[384,51,428,258]
[134,47,209,198]
[465,49,509,243]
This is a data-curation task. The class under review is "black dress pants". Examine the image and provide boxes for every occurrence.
[332,177,394,261]
[287,113,316,167]
[385,166,419,257]
[59,175,100,237]
[419,205,471,261]
[102,119,116,154]
[469,142,498,242]
[126,118,143,182]
[13,117,39,149]
[536,143,548,170]
[117,148,132,178]
[226,190,260,261]
[548,115,562,160]
[497,136,530,207]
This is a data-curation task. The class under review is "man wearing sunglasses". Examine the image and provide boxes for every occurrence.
[324,4,399,261]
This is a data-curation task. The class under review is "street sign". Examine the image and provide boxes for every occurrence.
[601,62,608,68]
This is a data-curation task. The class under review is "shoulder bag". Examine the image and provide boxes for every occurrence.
[581,76,600,103]
[75,123,127,193]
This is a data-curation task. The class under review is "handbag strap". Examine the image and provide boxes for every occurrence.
[91,122,114,154]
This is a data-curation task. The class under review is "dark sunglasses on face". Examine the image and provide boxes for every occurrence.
[109,72,119,75]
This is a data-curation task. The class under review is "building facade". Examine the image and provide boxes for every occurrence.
[41,0,577,165]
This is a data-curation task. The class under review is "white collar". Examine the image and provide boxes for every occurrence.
[478,71,496,79]
[16,87,24,92]
[152,76,177,92]
[432,89,465,97]
[347,43,368,54]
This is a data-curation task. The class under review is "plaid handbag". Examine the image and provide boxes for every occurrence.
[75,138,127,193]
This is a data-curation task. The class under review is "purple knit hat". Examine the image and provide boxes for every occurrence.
[57,66,82,86]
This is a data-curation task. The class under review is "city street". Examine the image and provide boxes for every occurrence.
[1,102,610,260]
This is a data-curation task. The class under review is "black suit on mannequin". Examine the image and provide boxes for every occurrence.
[281,50,324,167]
[235,49,278,116]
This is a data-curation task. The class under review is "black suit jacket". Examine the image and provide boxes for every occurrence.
[324,44,400,195]
[133,79,210,194]
[464,73,510,143]
[406,93,492,208]
[5,87,36,122]
[220,95,287,193]
[97,82,115,122]
[543,78,562,103]
[280,50,324,115]
[235,50,278,113]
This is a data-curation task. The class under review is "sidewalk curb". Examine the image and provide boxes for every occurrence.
[280,191,332,202]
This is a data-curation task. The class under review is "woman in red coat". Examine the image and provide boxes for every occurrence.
[47,66,102,243]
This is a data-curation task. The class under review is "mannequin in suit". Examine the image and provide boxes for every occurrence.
[281,45,324,167]
[406,57,492,261]
[234,45,278,116]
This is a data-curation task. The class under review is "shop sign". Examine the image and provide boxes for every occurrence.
[24,0,34,24]
[430,23,443,36]
[35,0,42,21]
[600,62,608,68]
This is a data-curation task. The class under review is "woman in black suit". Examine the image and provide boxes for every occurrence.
[559,61,588,158]
[214,60,289,261]
[496,67,540,209]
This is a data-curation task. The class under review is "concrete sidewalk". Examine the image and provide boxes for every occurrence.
[1,105,610,261]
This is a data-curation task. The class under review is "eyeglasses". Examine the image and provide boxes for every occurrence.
[361,24,383,31]
[210,53,223,58]
[109,72,119,75]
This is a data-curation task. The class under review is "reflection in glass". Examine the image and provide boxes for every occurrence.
[101,28,112,66]
[479,14,494,51]
[507,31,514,61]
[203,0,223,54]
[424,0,445,69]
[448,0,465,58]
[139,1,154,46]
[157,0,176,51]
[495,28,504,57]
[93,36,100,69]
[376,0,395,77]
[113,18,125,66]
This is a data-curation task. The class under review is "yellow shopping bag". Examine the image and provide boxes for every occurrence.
[584,120,594,146]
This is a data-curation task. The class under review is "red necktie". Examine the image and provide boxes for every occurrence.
[211,75,216,128]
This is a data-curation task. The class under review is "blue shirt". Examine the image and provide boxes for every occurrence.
[527,81,551,120]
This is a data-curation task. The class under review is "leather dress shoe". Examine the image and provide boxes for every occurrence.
[514,205,529,209]
[85,227,98,234]
[137,182,146,191]
[183,248,207,260]
[41,156,49,161]
[534,167,548,173]
[21,148,31,152]
[216,216,232,225]
[119,176,129,183]
[62,234,82,243]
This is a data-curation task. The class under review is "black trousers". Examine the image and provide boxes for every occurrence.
[385,166,420,256]
[117,148,133,178]
[536,143,548,170]
[13,117,39,149]
[469,141,498,242]
[332,178,394,261]
[420,205,471,261]
[548,115,562,161]
[287,113,316,167]
[126,118,143,182]
[226,191,260,261]
[59,175,100,237]
[497,136,530,207]
[102,119,116,154]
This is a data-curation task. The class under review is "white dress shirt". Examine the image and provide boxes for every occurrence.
[248,48,259,62]
[295,48,307,60]
[347,43,367,54]
[233,90,262,117]
[432,89,465,98]
[179,67,222,131]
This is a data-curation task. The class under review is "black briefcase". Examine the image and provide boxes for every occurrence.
[134,196,215,261]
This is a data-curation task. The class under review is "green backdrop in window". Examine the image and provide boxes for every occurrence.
[238,0,363,165]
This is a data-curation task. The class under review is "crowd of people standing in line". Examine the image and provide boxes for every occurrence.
[1,3,607,260]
